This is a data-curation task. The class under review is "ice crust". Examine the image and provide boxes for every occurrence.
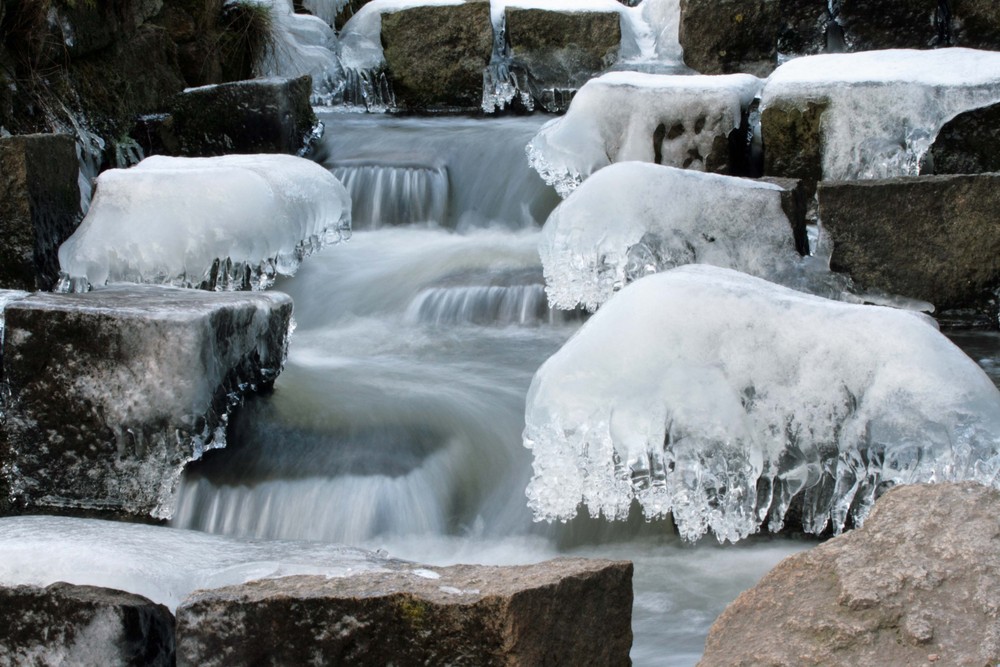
[761,48,1000,180]
[539,162,804,311]
[57,154,351,292]
[527,72,761,197]
[0,516,385,612]
[524,265,1000,543]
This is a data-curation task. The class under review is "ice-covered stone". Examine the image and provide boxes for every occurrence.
[527,71,761,197]
[701,482,1000,666]
[524,265,1000,543]
[818,173,1000,317]
[0,285,292,519]
[57,154,350,292]
[538,163,803,311]
[176,558,632,667]
[0,582,175,667]
[0,134,81,291]
[161,76,318,157]
[760,48,1000,181]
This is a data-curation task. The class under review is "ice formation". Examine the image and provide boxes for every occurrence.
[539,162,803,311]
[524,265,1000,543]
[57,154,351,291]
[527,72,761,197]
[236,0,345,103]
[301,0,350,26]
[0,516,385,611]
[761,48,1000,180]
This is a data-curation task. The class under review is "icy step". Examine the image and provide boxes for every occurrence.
[761,48,1000,181]
[330,161,448,228]
[0,285,293,520]
[524,265,1000,543]
[527,71,761,197]
[57,153,351,292]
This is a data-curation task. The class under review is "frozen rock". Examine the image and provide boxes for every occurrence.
[538,163,803,311]
[701,482,1000,667]
[57,153,350,292]
[818,173,1000,317]
[160,76,318,157]
[678,0,783,76]
[921,101,1000,175]
[0,285,292,519]
[0,134,82,291]
[176,558,633,667]
[380,2,494,111]
[503,4,621,112]
[760,49,1000,181]
[527,71,761,197]
[0,582,175,667]
[524,265,1000,543]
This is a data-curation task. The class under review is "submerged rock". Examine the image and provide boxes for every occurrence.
[176,558,633,666]
[381,3,494,111]
[0,582,174,667]
[818,173,1000,316]
[505,7,621,112]
[159,75,318,157]
[921,101,1000,175]
[0,134,81,291]
[0,285,293,520]
[701,482,1000,667]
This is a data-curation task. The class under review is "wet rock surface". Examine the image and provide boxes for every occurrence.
[0,285,293,520]
[922,101,1000,175]
[679,0,782,76]
[817,173,1000,315]
[160,75,317,157]
[0,134,81,291]
[761,98,827,188]
[505,8,621,112]
[838,0,948,51]
[0,582,175,667]
[701,482,1000,667]
[176,558,633,667]
[381,3,494,112]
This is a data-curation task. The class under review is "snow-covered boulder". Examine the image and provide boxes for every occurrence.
[0,285,292,519]
[761,48,1000,182]
[524,265,1000,543]
[538,162,802,311]
[527,71,761,197]
[57,154,350,292]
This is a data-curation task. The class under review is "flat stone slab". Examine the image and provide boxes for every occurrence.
[0,285,292,519]
[818,173,1000,315]
[0,581,174,667]
[176,557,633,666]
[0,134,81,291]
[701,482,1000,666]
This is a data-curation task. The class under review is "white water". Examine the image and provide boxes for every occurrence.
[160,114,806,664]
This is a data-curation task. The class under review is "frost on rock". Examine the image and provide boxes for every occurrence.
[524,265,1000,543]
[237,0,346,104]
[527,71,761,197]
[539,162,808,311]
[761,48,1000,180]
[57,154,351,292]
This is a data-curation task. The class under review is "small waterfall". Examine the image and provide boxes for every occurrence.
[331,161,448,228]
[405,284,551,326]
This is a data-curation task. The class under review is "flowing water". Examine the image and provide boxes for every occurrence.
[170,113,811,664]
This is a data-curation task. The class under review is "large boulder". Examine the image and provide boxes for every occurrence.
[159,76,318,157]
[818,173,1000,317]
[922,101,1000,175]
[0,285,293,520]
[505,7,621,112]
[0,134,81,291]
[951,0,1000,49]
[837,0,948,51]
[679,0,782,76]
[380,2,494,112]
[701,482,1000,666]
[0,582,175,667]
[176,558,633,666]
